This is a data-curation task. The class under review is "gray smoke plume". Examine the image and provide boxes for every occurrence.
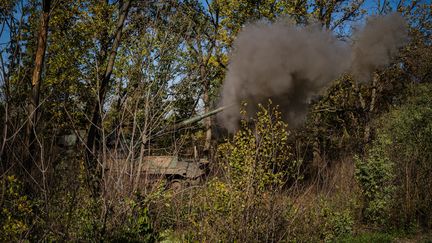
[351,13,408,81]
[218,13,407,131]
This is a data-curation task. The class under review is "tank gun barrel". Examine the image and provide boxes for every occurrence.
[154,105,231,137]
[172,105,229,130]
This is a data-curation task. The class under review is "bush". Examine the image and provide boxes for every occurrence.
[336,232,394,243]
[151,102,360,242]
[322,207,354,241]
[111,198,158,242]
[215,102,301,241]
[354,134,395,226]
[0,176,35,242]
[218,101,301,191]
[356,83,432,229]
[286,193,358,242]
[380,84,432,228]
[151,102,301,241]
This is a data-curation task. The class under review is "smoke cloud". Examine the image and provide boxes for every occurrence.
[218,13,408,131]
[351,13,408,81]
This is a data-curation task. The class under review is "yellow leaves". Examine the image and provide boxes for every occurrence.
[218,101,299,193]
[208,54,228,68]
[0,176,34,242]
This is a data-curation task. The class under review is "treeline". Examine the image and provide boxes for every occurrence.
[0,0,431,241]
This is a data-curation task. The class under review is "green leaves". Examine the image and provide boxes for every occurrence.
[354,135,395,225]
[219,101,300,192]
[376,83,432,227]
[0,176,35,242]
[355,83,432,228]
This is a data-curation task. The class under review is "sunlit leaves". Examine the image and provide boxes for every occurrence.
[219,101,301,192]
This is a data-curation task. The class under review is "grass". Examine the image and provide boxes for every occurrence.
[335,232,395,243]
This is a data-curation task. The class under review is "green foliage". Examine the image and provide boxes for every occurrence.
[355,83,432,228]
[0,0,431,241]
[153,178,294,242]
[0,176,34,242]
[376,83,432,228]
[285,192,358,242]
[74,198,105,240]
[354,134,395,226]
[218,101,300,191]
[151,103,299,241]
[302,75,365,165]
[322,206,354,242]
[336,232,394,243]
[112,199,158,243]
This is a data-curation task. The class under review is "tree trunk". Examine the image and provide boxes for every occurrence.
[24,0,51,175]
[354,72,379,147]
[202,65,212,156]
[0,56,10,169]
[363,72,378,144]
[85,0,131,195]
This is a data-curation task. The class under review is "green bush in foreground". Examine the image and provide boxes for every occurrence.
[151,102,301,241]
[152,102,363,242]
[356,83,432,229]
[218,101,301,192]
[378,83,432,228]
[354,134,395,226]
[336,232,394,243]
[0,176,35,242]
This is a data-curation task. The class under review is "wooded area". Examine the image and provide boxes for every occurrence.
[0,0,431,241]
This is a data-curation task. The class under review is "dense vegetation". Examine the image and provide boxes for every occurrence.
[0,0,431,241]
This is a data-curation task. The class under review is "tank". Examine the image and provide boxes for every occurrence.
[57,106,229,190]
[139,156,207,178]
[138,155,209,190]
[154,105,229,136]
[133,106,229,190]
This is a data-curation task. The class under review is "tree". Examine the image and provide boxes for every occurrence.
[85,0,131,195]
[0,0,25,168]
[24,0,51,182]
[178,1,224,156]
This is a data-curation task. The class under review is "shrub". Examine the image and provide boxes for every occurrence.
[151,102,301,242]
[287,193,358,242]
[336,232,394,243]
[112,199,158,242]
[354,134,395,226]
[379,83,432,228]
[0,176,34,242]
[218,101,301,192]
[356,83,432,229]
[322,207,354,242]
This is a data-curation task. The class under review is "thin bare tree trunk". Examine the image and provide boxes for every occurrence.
[363,72,378,144]
[1,7,25,170]
[202,64,212,156]
[0,55,10,167]
[24,0,51,175]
